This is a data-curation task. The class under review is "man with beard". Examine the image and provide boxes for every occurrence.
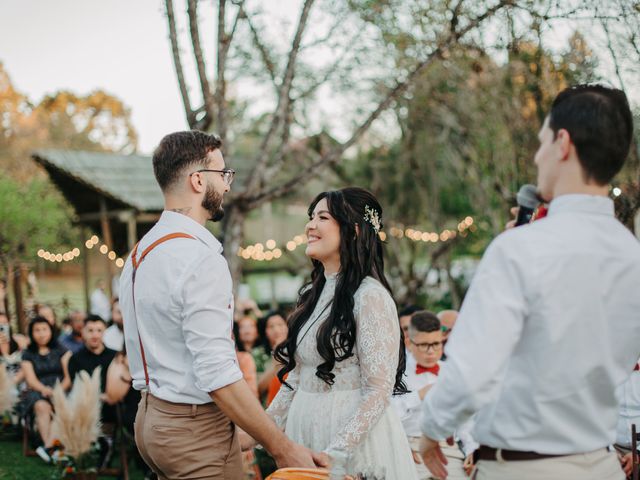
[119,131,323,479]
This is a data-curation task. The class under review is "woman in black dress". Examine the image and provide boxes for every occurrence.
[19,316,71,454]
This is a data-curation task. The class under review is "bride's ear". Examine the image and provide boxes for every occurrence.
[354,223,360,239]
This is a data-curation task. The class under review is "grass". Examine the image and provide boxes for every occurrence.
[0,427,146,480]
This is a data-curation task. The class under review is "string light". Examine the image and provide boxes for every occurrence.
[237,216,476,262]
[36,234,126,269]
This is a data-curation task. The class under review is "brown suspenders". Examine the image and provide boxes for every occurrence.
[130,232,195,386]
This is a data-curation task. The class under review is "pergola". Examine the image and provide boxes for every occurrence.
[32,149,164,308]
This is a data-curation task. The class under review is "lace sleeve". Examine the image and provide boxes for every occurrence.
[266,362,300,429]
[325,283,399,476]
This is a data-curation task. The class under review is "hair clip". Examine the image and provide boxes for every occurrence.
[363,205,381,234]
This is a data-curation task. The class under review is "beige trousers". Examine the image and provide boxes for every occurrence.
[473,448,624,480]
[134,391,242,480]
[409,436,468,480]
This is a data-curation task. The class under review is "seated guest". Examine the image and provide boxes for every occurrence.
[436,310,458,359]
[35,303,65,348]
[437,310,458,341]
[231,324,258,397]
[18,316,72,462]
[59,310,86,354]
[36,304,57,327]
[236,314,260,355]
[68,315,118,468]
[392,311,476,480]
[614,360,640,479]
[0,311,24,384]
[103,299,124,352]
[237,351,258,398]
[68,315,117,409]
[255,310,289,402]
[399,305,423,371]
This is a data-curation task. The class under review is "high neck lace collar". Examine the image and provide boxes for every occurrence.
[324,271,339,283]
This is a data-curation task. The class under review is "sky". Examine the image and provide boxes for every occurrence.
[1,0,187,153]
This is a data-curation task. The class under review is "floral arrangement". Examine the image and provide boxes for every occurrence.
[51,368,102,478]
[0,363,17,426]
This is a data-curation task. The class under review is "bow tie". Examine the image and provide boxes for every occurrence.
[634,364,639,371]
[416,364,440,376]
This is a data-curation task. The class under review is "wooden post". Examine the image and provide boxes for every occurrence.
[99,198,115,299]
[12,263,27,334]
[81,227,90,312]
[127,211,137,252]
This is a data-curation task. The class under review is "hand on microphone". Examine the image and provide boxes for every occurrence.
[505,207,520,230]
[507,185,541,230]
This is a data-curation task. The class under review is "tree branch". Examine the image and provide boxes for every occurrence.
[245,0,512,208]
[187,0,213,129]
[216,0,228,142]
[600,17,626,91]
[165,0,194,126]
[240,4,278,86]
[243,0,316,194]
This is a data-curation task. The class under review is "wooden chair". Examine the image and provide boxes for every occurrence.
[97,403,129,480]
[20,412,38,457]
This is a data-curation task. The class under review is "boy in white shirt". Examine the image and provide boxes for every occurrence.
[393,311,477,479]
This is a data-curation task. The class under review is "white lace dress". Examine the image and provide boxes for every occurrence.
[267,274,418,480]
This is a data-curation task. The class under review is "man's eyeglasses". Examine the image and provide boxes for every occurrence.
[190,168,236,186]
[410,340,443,352]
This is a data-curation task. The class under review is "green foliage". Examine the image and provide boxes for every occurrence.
[339,30,605,303]
[0,62,138,182]
[0,177,77,264]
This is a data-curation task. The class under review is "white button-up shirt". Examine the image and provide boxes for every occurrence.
[394,367,439,437]
[616,367,640,449]
[120,211,242,404]
[394,365,478,455]
[422,194,640,454]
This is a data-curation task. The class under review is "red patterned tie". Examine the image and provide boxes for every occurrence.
[416,364,440,376]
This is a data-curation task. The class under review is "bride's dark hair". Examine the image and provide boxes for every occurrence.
[274,187,408,394]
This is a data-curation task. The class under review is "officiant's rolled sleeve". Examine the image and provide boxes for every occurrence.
[182,254,243,393]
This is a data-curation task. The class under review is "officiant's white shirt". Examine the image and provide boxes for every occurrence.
[422,194,640,454]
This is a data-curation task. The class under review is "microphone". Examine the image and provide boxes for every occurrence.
[515,184,540,227]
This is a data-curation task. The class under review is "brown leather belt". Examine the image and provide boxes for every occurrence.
[473,445,568,462]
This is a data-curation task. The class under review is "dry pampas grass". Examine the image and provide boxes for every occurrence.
[52,368,102,458]
[0,363,17,413]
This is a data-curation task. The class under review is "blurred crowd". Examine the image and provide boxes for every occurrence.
[1,278,639,480]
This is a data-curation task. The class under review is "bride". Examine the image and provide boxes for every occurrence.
[267,187,418,479]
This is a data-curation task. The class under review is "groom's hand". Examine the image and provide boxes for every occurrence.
[272,440,317,468]
[420,435,449,479]
[312,451,330,468]
[237,429,256,451]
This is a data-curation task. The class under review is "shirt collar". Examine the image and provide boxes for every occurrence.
[157,210,223,253]
[547,194,614,218]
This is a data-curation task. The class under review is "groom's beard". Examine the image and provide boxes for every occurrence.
[202,183,225,222]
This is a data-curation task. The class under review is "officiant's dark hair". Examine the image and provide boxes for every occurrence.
[274,187,408,395]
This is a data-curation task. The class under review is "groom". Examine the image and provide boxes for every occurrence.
[120,131,324,479]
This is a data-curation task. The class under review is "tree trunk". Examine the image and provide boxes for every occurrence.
[445,253,462,310]
[221,205,247,297]
[11,262,27,333]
